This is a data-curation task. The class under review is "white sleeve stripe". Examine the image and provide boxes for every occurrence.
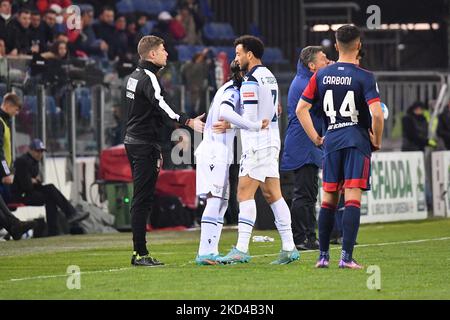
[144,69,180,121]
[1,160,10,175]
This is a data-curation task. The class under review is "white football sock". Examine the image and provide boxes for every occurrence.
[270,198,296,251]
[236,199,256,253]
[213,199,228,255]
[198,197,222,256]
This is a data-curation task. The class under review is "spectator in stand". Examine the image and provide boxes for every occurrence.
[402,101,435,151]
[136,12,148,32]
[67,5,108,58]
[40,39,69,60]
[75,0,118,18]
[11,0,36,11]
[36,0,71,15]
[152,12,178,61]
[6,8,36,55]
[177,3,201,45]
[437,101,450,150]
[154,11,185,42]
[181,50,208,116]
[114,14,131,61]
[38,9,58,49]
[93,6,116,60]
[177,0,204,34]
[30,40,69,106]
[45,3,65,33]
[29,10,43,52]
[125,16,139,58]
[0,0,12,42]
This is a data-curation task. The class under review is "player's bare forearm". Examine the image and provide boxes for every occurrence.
[369,102,384,150]
[296,99,323,146]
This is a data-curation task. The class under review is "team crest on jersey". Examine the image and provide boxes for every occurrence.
[126,77,138,92]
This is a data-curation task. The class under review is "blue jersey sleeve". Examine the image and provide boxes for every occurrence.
[363,73,380,105]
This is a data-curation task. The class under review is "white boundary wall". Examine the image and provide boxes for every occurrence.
[432,151,450,218]
[318,151,428,224]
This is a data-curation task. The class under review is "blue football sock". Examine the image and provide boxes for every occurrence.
[341,200,361,262]
[318,202,336,254]
[335,208,344,235]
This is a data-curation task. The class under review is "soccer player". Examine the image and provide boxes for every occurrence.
[218,35,299,265]
[297,25,384,269]
[195,61,269,265]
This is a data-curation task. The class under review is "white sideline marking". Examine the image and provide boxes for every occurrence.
[5,236,450,283]
[8,267,133,282]
[251,236,450,258]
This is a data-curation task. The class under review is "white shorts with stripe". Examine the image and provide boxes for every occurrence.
[195,140,231,199]
[238,147,280,182]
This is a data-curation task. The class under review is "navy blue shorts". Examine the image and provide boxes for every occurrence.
[322,147,371,192]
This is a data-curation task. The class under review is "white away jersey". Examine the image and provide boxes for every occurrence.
[240,65,281,152]
[196,80,238,164]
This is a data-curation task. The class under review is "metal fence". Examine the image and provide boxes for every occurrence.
[2,56,449,159]
[374,71,449,144]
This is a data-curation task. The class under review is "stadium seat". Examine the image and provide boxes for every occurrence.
[175,45,206,62]
[160,0,177,12]
[75,88,92,120]
[116,0,135,14]
[203,22,236,44]
[22,95,59,115]
[140,20,156,35]
[134,0,162,16]
[263,47,288,64]
[211,46,236,63]
[199,0,214,20]
[0,83,6,97]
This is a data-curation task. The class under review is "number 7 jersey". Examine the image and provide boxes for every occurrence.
[240,65,281,152]
[301,62,380,157]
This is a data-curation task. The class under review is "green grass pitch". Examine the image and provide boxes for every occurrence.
[0,218,449,300]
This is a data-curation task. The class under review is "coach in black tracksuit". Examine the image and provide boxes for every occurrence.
[125,35,204,267]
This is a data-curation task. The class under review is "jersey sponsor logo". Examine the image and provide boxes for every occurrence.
[243,92,255,98]
[126,91,135,99]
[322,76,352,86]
[264,76,277,84]
[126,77,138,92]
[327,121,357,130]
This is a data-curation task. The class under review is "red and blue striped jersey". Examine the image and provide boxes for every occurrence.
[301,62,380,156]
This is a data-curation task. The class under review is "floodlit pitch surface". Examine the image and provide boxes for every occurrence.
[0,219,449,299]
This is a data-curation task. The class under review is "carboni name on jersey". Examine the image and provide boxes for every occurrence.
[322,76,352,86]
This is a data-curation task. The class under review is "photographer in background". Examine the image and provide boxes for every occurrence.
[10,139,89,236]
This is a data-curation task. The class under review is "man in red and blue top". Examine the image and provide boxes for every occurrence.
[296,25,384,269]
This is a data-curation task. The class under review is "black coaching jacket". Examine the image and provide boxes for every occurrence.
[124,60,189,146]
